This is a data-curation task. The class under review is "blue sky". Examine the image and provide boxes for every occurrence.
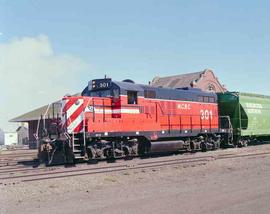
[1,0,270,91]
[0,0,270,130]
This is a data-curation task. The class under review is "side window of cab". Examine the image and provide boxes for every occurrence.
[127,91,138,104]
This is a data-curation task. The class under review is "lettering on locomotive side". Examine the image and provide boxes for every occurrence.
[177,103,191,110]
[246,103,263,109]
[245,103,263,114]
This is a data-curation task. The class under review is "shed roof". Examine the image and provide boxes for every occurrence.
[10,101,62,122]
[16,126,29,132]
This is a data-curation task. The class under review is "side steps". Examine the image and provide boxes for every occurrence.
[72,135,85,160]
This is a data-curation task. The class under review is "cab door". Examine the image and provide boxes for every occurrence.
[112,88,121,118]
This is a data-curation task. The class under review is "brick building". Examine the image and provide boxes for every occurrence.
[151,69,227,93]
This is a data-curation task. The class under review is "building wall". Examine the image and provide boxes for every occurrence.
[17,127,29,145]
[4,132,18,145]
[28,120,52,149]
[151,69,227,93]
[195,70,226,93]
[28,121,38,142]
[28,121,38,149]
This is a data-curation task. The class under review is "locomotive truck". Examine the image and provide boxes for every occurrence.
[38,78,270,165]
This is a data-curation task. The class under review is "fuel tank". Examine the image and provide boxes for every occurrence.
[150,140,185,153]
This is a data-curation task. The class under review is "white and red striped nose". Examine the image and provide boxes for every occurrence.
[61,98,86,133]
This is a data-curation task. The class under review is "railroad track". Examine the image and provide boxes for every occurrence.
[0,151,238,176]
[0,153,37,160]
[1,157,211,183]
[0,151,38,168]
[0,164,37,171]
[0,155,215,179]
[0,158,37,168]
[1,150,270,184]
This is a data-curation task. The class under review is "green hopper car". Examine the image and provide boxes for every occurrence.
[218,92,270,146]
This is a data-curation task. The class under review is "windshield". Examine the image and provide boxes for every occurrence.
[89,89,111,97]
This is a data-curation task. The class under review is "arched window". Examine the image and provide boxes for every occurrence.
[207,84,216,92]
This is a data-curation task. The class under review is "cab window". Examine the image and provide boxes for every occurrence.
[144,90,156,98]
[89,90,111,97]
[203,96,209,102]
[127,91,138,104]
[198,96,204,102]
[209,97,215,103]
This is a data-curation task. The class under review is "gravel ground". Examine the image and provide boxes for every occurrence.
[1,145,270,214]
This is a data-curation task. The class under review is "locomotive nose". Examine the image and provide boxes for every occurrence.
[61,96,88,134]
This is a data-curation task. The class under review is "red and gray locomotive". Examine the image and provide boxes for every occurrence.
[38,78,232,165]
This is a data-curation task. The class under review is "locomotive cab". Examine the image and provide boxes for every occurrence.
[81,78,144,118]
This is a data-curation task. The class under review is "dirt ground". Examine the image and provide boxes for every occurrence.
[1,145,270,214]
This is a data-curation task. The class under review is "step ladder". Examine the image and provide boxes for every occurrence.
[71,111,87,160]
[72,133,85,160]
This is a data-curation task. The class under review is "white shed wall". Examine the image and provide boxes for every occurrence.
[4,132,18,145]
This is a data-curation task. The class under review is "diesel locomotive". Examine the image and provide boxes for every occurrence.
[37,78,270,165]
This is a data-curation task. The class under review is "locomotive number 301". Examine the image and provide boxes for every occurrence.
[200,110,213,120]
[92,79,111,89]
[99,82,109,88]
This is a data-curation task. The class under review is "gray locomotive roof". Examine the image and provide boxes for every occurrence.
[114,81,144,92]
[114,80,216,102]
[114,80,215,96]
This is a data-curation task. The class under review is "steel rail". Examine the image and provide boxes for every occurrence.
[22,151,270,183]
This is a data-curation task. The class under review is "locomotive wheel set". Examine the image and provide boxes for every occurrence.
[38,78,270,165]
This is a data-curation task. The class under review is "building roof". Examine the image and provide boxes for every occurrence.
[16,126,29,132]
[151,71,205,89]
[10,101,62,122]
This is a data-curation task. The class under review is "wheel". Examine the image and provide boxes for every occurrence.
[201,142,207,152]
[214,141,221,150]
[190,141,195,152]
[138,142,146,156]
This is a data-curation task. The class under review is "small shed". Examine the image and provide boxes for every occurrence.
[16,126,29,145]
[4,132,18,145]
